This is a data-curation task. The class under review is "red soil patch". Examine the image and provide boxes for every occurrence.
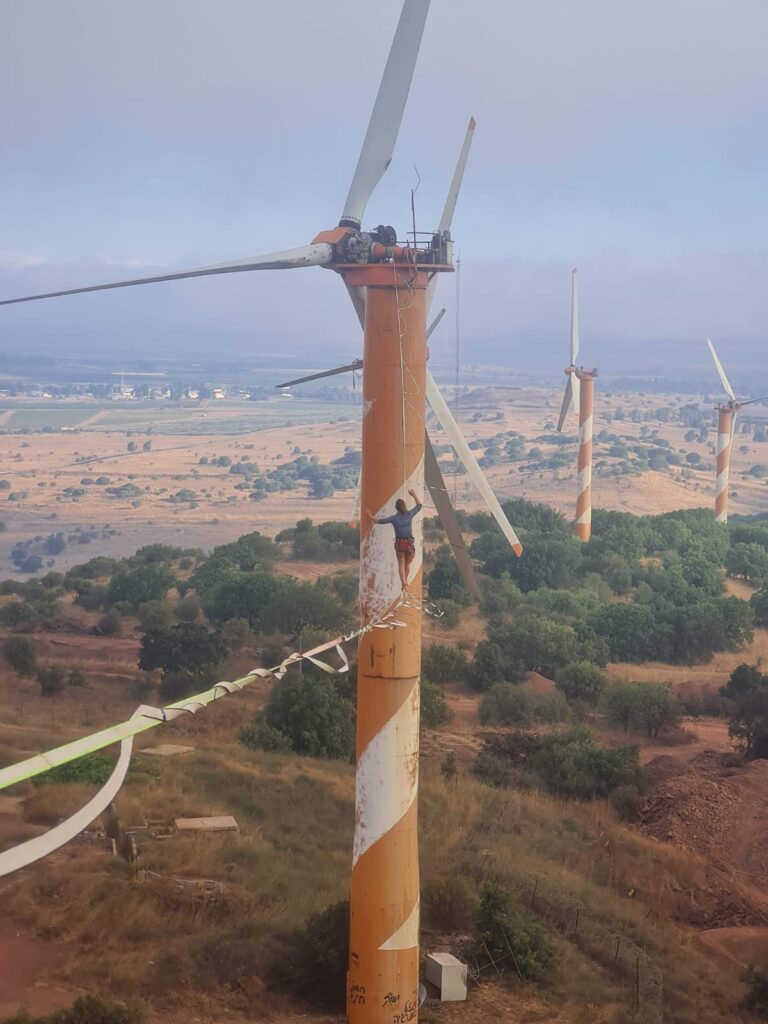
[0,928,76,1016]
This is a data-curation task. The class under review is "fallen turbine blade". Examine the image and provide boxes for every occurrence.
[557,377,573,432]
[0,243,333,307]
[339,0,431,228]
[426,370,522,555]
[424,433,481,600]
[706,337,737,403]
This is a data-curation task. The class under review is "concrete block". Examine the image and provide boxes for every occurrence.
[425,952,467,1002]
[174,815,239,835]
[141,744,194,757]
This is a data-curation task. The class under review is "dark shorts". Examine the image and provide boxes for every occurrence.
[395,537,415,555]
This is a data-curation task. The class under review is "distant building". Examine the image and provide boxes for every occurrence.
[211,387,226,400]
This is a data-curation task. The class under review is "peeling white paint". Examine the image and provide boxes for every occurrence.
[352,685,419,867]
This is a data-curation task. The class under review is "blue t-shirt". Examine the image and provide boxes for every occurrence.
[376,504,422,539]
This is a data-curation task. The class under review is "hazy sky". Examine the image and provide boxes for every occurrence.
[1,0,767,379]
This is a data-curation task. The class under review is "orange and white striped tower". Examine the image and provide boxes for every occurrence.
[715,404,735,524]
[573,367,597,542]
[344,255,445,1024]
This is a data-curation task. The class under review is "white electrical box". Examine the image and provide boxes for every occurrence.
[425,952,468,1002]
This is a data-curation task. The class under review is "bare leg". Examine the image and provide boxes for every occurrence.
[403,550,415,585]
[396,551,408,588]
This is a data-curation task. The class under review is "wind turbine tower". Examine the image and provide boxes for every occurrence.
[705,337,765,524]
[557,268,597,541]
[0,3,529,1020]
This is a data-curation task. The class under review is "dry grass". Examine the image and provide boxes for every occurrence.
[0,742,747,1023]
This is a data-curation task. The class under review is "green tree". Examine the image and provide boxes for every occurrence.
[427,546,469,605]
[468,640,520,691]
[139,623,228,679]
[203,572,282,628]
[260,672,355,760]
[751,586,768,627]
[726,543,768,582]
[107,563,175,610]
[728,686,768,759]
[587,603,661,663]
[632,682,681,738]
[489,615,578,677]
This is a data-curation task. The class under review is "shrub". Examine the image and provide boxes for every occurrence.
[422,875,475,931]
[4,636,37,677]
[555,661,607,708]
[34,753,113,787]
[471,881,555,983]
[531,728,639,799]
[421,679,451,728]
[745,965,768,1020]
[479,685,568,727]
[267,900,349,1012]
[238,721,293,753]
[94,609,123,637]
[422,643,468,684]
[36,664,67,698]
[175,595,201,622]
[137,600,174,631]
[251,671,356,761]
[440,751,458,784]
[1,996,145,1024]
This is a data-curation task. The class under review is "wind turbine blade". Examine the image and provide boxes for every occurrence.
[426,370,523,555]
[706,337,736,403]
[557,378,573,432]
[426,307,446,340]
[437,116,476,235]
[345,282,366,329]
[0,244,333,307]
[570,267,580,365]
[427,118,476,311]
[736,395,768,408]
[572,373,581,417]
[275,361,363,389]
[339,0,431,228]
[424,433,481,600]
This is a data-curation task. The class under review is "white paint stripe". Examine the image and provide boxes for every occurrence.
[575,509,592,525]
[715,510,728,523]
[379,899,420,951]
[578,466,592,492]
[352,686,419,867]
[579,415,593,444]
[715,469,729,494]
[360,458,424,623]
[717,433,731,455]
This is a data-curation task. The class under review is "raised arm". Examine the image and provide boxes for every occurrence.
[407,489,422,517]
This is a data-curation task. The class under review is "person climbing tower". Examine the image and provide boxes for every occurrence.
[369,489,423,589]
